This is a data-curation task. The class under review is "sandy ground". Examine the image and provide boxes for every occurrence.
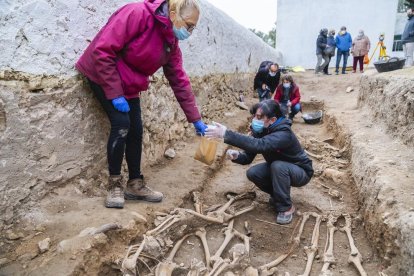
[2,69,412,275]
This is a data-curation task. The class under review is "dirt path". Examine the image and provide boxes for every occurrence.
[3,70,411,275]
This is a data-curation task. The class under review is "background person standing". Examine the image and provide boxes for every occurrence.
[402,8,414,67]
[335,26,352,74]
[315,28,329,74]
[351,30,370,73]
[323,29,336,75]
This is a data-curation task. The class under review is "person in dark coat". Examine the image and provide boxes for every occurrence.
[315,28,329,74]
[205,100,314,224]
[254,62,281,101]
[323,29,336,75]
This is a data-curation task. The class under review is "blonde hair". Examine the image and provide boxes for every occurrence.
[169,0,200,19]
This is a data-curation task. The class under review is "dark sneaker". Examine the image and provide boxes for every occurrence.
[342,72,347,74]
[105,175,125,209]
[124,177,163,202]
[276,206,296,225]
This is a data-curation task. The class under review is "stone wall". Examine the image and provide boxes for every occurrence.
[0,0,282,225]
[359,68,414,147]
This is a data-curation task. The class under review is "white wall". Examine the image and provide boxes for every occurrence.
[0,0,282,76]
[277,0,399,69]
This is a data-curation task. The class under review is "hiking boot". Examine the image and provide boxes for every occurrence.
[105,175,125,209]
[276,205,296,225]
[124,177,163,202]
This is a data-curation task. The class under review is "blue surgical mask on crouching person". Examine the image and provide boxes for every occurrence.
[173,26,191,40]
[283,83,291,89]
[251,119,265,133]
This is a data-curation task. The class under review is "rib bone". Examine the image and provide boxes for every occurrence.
[339,214,367,276]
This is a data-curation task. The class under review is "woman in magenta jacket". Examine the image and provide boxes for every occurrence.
[76,0,206,209]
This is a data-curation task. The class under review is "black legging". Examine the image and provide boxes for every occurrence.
[88,80,143,180]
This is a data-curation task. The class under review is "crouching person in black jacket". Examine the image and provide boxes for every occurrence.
[205,100,313,224]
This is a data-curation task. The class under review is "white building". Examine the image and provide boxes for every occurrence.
[276,0,409,69]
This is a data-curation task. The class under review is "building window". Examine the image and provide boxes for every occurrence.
[393,35,404,52]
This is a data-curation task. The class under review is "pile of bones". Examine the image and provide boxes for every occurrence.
[120,191,367,276]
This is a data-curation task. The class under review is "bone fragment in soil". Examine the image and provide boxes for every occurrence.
[195,227,211,268]
[146,214,181,236]
[299,213,322,276]
[259,214,305,274]
[339,214,367,276]
[192,191,203,214]
[210,220,235,264]
[121,235,147,275]
[319,212,339,276]
[244,221,252,236]
[187,258,207,276]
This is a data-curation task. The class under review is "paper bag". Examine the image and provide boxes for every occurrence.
[194,137,218,165]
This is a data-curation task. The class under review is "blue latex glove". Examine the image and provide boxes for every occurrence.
[112,96,130,112]
[193,120,208,136]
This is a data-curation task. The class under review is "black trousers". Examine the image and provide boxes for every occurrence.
[88,80,143,180]
[246,161,310,212]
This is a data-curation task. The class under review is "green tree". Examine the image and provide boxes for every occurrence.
[405,0,414,8]
[249,28,276,48]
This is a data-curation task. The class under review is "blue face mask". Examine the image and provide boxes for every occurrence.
[283,83,291,89]
[251,119,265,133]
[173,26,191,40]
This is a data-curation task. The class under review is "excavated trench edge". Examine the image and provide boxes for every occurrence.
[73,108,406,275]
[323,112,408,275]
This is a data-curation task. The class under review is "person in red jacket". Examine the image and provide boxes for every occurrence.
[273,74,302,120]
[75,0,207,209]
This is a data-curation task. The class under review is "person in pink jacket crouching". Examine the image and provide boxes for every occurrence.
[76,0,207,209]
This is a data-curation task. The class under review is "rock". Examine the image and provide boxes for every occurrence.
[310,96,317,101]
[164,148,176,159]
[6,230,24,240]
[235,101,249,110]
[38,237,51,253]
[0,258,11,266]
[346,87,354,93]
[224,112,236,117]
[17,252,38,262]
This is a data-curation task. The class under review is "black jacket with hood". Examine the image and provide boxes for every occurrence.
[224,118,314,178]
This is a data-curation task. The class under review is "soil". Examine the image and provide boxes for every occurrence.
[1,70,410,276]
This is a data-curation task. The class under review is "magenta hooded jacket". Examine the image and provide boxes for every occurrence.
[75,0,201,122]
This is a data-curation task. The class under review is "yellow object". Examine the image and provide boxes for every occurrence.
[291,66,306,73]
[368,33,388,65]
[194,137,218,165]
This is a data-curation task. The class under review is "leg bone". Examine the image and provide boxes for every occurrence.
[299,213,322,276]
[339,214,367,276]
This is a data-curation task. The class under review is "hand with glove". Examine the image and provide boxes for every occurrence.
[226,149,239,160]
[205,122,227,139]
[112,96,130,112]
[193,120,208,136]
